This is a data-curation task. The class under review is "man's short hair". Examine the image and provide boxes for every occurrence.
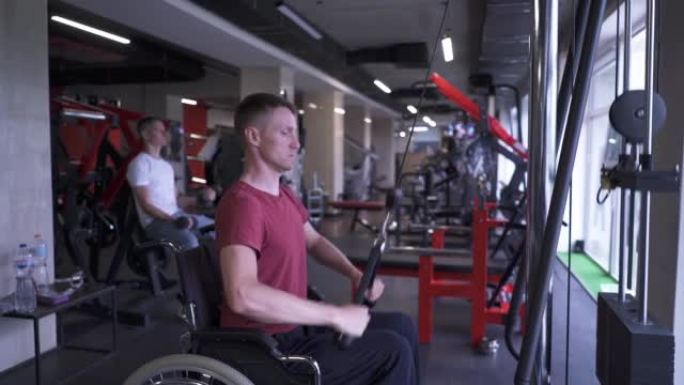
[136,116,163,136]
[234,93,296,140]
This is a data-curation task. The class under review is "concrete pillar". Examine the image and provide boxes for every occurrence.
[649,1,684,381]
[0,0,57,371]
[344,106,371,146]
[302,91,345,198]
[344,106,371,167]
[344,106,372,199]
[371,117,396,187]
[166,95,184,121]
[240,66,294,103]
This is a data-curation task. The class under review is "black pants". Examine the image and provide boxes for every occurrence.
[274,311,419,385]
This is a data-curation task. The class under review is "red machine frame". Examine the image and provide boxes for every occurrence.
[430,72,529,160]
[53,97,145,209]
[352,199,517,347]
[351,74,530,345]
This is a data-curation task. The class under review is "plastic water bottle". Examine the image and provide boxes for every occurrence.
[14,244,36,314]
[31,234,50,295]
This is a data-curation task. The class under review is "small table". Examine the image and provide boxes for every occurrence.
[3,284,117,385]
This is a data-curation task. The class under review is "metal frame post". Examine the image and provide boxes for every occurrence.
[515,0,607,383]
[525,0,557,382]
[637,0,657,324]
[618,0,633,304]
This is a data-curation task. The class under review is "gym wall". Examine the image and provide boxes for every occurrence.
[0,0,57,372]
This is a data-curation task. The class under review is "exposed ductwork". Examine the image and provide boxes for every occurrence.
[346,43,428,68]
[189,0,402,111]
[49,1,210,86]
[477,1,532,89]
[390,87,443,100]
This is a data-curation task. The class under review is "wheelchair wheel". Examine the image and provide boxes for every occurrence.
[123,354,255,385]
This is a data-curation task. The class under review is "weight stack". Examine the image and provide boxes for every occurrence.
[596,293,674,385]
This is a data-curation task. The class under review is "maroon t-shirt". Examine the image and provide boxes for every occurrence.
[215,181,309,334]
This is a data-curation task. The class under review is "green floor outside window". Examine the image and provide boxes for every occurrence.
[557,252,618,300]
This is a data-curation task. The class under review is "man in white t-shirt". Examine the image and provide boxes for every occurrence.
[126,117,215,251]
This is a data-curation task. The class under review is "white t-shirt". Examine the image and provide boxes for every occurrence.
[126,152,180,227]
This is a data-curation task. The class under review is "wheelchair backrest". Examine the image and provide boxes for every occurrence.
[176,246,222,329]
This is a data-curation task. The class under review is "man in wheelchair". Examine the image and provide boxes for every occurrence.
[213,93,418,385]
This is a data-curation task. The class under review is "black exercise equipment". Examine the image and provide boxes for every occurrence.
[595,17,675,384]
[105,193,179,299]
[338,190,395,349]
[609,90,666,144]
[516,0,607,379]
[54,139,179,326]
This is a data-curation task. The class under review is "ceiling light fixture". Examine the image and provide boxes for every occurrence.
[189,133,207,140]
[276,2,323,40]
[62,109,107,121]
[441,35,454,63]
[298,109,305,115]
[407,105,418,114]
[373,79,392,94]
[399,131,407,138]
[364,117,372,124]
[334,107,346,115]
[181,98,198,106]
[411,125,430,132]
[420,115,437,128]
[51,16,131,45]
[308,103,318,109]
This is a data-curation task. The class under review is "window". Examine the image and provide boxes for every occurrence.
[561,9,646,282]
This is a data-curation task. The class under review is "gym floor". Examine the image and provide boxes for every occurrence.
[0,214,600,385]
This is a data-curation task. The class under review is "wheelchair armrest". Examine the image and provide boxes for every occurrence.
[191,328,280,355]
[198,224,215,234]
[134,240,181,254]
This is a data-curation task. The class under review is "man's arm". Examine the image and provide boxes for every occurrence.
[303,223,384,301]
[220,244,369,336]
[304,222,362,281]
[131,185,175,221]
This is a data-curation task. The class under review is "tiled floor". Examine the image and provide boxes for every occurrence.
[0,214,600,385]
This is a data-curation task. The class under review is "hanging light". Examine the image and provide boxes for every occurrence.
[276,2,323,40]
[441,35,454,62]
[373,79,392,94]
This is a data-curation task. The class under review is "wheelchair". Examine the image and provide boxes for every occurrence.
[123,245,321,385]
[124,191,393,385]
